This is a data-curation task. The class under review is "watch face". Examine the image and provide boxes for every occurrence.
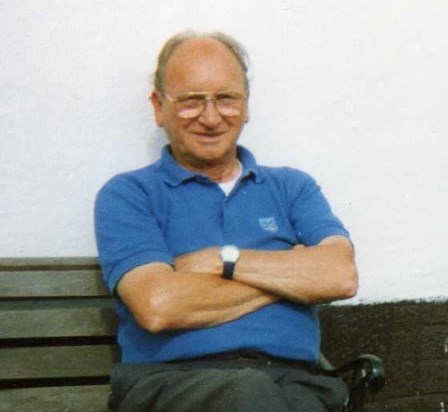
[221,245,240,262]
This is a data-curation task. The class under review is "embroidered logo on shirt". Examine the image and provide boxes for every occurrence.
[258,217,279,232]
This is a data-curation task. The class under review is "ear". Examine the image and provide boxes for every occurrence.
[150,90,164,127]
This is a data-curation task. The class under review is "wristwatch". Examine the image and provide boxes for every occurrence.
[219,245,240,280]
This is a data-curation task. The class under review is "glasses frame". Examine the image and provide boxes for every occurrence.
[161,90,248,119]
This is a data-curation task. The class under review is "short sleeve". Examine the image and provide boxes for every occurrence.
[94,174,173,292]
[287,172,350,246]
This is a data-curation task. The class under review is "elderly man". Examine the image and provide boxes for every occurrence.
[95,31,358,412]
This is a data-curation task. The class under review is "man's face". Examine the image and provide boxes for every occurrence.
[151,38,249,171]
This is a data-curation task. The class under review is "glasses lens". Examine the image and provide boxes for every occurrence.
[176,95,204,118]
[171,92,246,118]
[216,93,245,117]
[216,105,241,117]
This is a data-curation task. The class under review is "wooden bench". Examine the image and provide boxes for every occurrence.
[0,258,384,412]
[0,258,118,412]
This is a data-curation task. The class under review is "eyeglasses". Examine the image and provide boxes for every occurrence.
[162,91,247,119]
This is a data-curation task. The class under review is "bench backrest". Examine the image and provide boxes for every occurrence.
[0,258,118,412]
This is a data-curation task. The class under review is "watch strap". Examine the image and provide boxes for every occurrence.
[222,261,236,280]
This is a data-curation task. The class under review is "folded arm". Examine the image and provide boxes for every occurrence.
[117,235,357,334]
[116,263,278,333]
[175,235,358,305]
[234,235,358,304]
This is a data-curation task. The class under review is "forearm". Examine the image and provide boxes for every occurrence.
[234,236,358,304]
[147,274,278,332]
[118,236,357,334]
[117,265,277,333]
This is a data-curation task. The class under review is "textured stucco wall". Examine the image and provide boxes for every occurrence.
[1,0,447,303]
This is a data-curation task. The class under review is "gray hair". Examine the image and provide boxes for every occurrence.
[153,30,250,92]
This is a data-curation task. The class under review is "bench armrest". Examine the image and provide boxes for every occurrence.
[318,353,385,412]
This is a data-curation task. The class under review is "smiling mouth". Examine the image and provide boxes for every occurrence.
[193,131,225,139]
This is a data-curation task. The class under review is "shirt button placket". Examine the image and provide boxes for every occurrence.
[221,195,236,242]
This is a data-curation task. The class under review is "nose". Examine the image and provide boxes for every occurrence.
[197,99,222,128]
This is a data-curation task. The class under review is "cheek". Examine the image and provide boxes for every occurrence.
[165,119,195,141]
[161,111,184,129]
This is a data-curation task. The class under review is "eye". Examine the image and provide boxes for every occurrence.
[216,93,242,106]
[177,94,205,103]
[176,94,205,109]
[218,92,236,99]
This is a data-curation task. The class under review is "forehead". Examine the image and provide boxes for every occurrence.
[163,38,246,92]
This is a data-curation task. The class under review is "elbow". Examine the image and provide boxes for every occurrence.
[135,297,174,334]
[340,262,359,299]
[116,266,179,334]
[336,243,358,300]
[139,314,169,334]
[342,279,358,300]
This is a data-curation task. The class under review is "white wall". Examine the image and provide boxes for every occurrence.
[1,0,447,303]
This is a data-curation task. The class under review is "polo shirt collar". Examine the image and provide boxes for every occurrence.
[237,145,264,183]
[159,144,264,187]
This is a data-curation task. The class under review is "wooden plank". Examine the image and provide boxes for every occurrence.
[0,257,99,269]
[0,269,109,297]
[0,299,117,339]
[0,385,110,412]
[0,345,119,380]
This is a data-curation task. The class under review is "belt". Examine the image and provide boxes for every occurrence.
[169,350,316,372]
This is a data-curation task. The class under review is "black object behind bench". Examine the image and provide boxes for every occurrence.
[0,258,384,412]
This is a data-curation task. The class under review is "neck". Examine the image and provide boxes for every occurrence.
[203,159,241,183]
[176,157,240,183]
[184,158,240,183]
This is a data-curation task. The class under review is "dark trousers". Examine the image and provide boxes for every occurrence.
[109,358,348,412]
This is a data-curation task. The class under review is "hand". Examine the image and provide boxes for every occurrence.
[174,247,222,275]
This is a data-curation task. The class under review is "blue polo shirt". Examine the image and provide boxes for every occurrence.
[94,145,349,364]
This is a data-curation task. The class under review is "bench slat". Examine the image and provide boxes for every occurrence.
[0,299,117,339]
[0,385,110,412]
[0,345,119,380]
[0,270,109,297]
[0,257,99,269]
